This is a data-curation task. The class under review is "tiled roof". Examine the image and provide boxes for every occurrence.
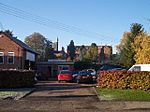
[11,37,37,53]
[0,32,37,54]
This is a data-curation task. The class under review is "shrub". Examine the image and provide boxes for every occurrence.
[0,69,36,88]
[97,71,150,91]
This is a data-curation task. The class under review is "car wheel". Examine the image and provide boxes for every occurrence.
[58,80,61,83]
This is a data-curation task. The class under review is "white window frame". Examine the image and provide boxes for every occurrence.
[0,52,4,64]
[26,51,35,61]
[7,52,14,64]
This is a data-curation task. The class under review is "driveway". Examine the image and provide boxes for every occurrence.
[0,81,150,112]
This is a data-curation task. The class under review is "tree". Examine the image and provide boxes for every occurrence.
[25,32,53,61]
[0,30,18,38]
[116,32,131,65]
[55,53,63,59]
[117,23,144,67]
[116,32,131,53]
[61,47,67,59]
[67,40,75,61]
[85,43,98,63]
[132,32,150,64]
[55,47,67,59]
[130,23,144,37]
[45,39,55,60]
[78,45,86,61]
[3,30,13,37]
[99,46,105,63]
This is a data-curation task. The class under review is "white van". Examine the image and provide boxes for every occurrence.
[128,64,150,72]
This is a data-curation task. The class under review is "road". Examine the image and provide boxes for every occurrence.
[0,81,150,112]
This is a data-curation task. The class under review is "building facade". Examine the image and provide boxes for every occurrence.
[75,45,112,63]
[0,31,37,70]
[37,59,74,80]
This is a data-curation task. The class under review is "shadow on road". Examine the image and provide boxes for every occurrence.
[23,81,99,102]
[34,81,96,91]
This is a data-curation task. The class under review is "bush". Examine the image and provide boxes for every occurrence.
[97,71,150,91]
[0,69,36,88]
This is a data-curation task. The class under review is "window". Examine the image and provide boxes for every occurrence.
[133,66,141,71]
[60,71,71,74]
[0,52,4,64]
[7,52,14,64]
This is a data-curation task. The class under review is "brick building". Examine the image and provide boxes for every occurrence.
[0,31,37,70]
[75,45,112,63]
[37,60,74,80]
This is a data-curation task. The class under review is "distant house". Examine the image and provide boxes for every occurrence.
[37,59,74,80]
[74,45,112,63]
[0,31,37,70]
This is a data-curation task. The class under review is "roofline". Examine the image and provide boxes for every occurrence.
[0,32,38,54]
[25,49,39,54]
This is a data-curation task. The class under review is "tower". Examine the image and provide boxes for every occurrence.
[56,37,58,51]
[52,37,59,51]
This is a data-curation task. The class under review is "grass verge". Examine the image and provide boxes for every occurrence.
[96,88,150,101]
[0,88,34,100]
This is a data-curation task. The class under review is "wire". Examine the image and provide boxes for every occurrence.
[0,21,4,30]
[0,2,113,41]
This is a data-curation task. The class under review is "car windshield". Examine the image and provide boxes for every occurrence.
[60,71,71,74]
[87,70,94,73]
[79,71,90,76]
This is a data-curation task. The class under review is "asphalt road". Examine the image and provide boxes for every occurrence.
[0,81,150,112]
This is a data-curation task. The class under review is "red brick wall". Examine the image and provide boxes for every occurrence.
[0,34,25,69]
[104,46,112,58]
[74,45,112,62]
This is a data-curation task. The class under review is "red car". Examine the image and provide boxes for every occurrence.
[58,70,72,82]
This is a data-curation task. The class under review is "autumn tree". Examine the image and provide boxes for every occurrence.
[25,32,53,61]
[78,45,87,61]
[85,43,98,63]
[116,32,131,65]
[132,32,150,64]
[55,47,67,59]
[67,40,75,61]
[117,32,131,53]
[117,23,144,67]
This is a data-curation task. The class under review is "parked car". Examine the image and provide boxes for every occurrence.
[128,64,150,72]
[76,70,93,84]
[98,64,127,72]
[108,68,127,71]
[86,69,96,75]
[58,70,72,82]
[86,69,97,82]
[72,72,79,82]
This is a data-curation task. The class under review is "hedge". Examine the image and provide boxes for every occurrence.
[97,71,150,91]
[0,69,36,88]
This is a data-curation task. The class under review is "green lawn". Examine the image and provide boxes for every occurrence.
[96,88,150,101]
[0,88,34,100]
[0,91,22,99]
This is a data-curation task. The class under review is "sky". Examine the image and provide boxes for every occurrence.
[0,0,150,53]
